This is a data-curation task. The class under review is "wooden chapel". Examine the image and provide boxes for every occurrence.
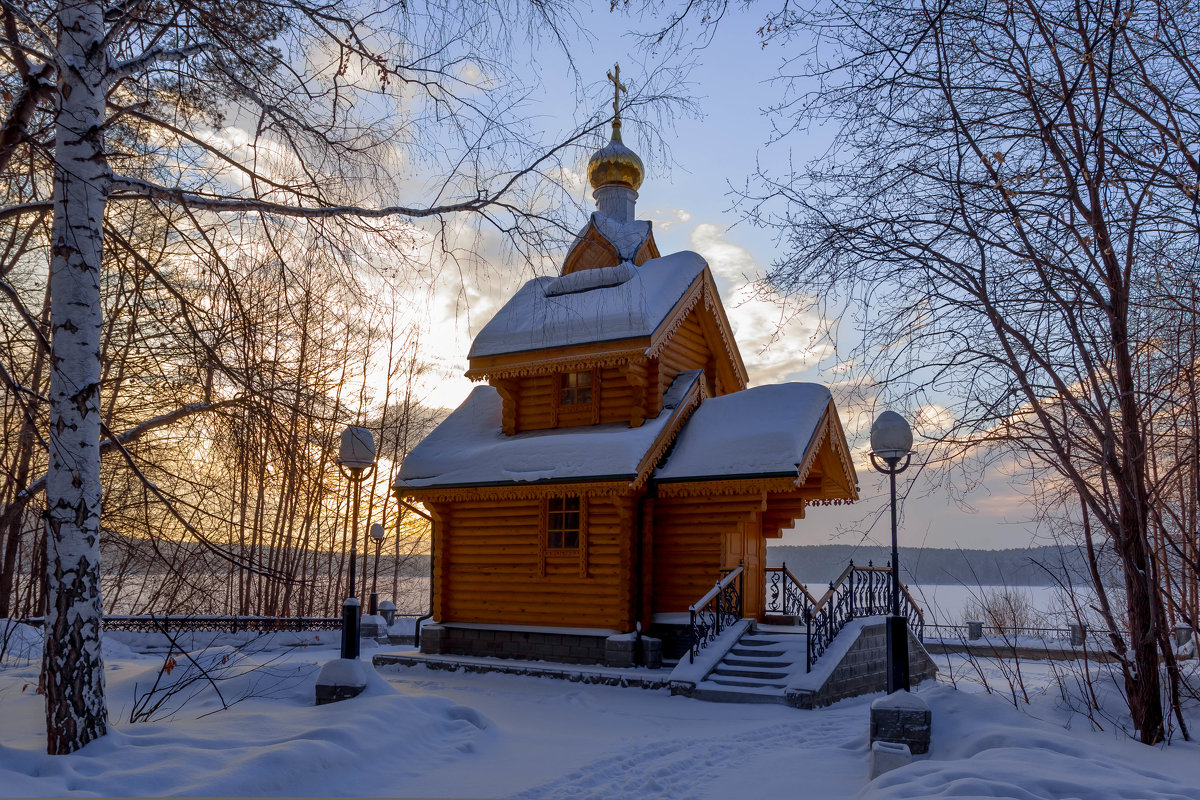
[394,73,858,664]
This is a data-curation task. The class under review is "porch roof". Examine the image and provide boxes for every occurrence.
[652,383,840,483]
[395,372,703,490]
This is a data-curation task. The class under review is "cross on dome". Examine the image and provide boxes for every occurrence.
[587,63,645,218]
[607,63,626,133]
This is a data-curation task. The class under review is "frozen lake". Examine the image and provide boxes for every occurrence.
[374,579,1089,629]
[102,574,1092,630]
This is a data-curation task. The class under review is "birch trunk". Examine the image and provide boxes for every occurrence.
[43,0,110,754]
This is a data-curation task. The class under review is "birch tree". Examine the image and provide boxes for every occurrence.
[0,0,670,755]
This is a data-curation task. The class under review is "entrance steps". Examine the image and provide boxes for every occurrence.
[690,625,807,705]
[671,619,938,707]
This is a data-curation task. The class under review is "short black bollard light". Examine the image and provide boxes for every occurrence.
[341,597,361,660]
[316,597,369,705]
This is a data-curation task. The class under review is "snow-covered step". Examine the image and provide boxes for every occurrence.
[689,683,787,705]
[690,625,808,705]
[708,675,788,689]
[729,646,786,658]
[715,657,792,671]
[712,666,789,680]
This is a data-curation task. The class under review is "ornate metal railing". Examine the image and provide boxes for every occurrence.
[805,561,924,672]
[689,563,744,664]
[19,615,345,634]
[764,564,817,619]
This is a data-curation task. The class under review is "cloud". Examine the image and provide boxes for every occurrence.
[647,208,693,232]
[913,403,955,437]
[688,223,834,386]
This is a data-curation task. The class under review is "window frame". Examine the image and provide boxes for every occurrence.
[546,495,582,550]
[538,494,589,578]
[558,369,594,408]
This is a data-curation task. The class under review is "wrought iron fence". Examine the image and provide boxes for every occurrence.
[688,563,744,664]
[805,561,925,672]
[764,564,817,619]
[19,615,345,633]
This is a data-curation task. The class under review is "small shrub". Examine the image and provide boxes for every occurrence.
[962,587,1047,635]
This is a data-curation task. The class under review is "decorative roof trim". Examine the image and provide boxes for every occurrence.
[397,480,633,504]
[645,270,748,392]
[795,401,859,502]
[699,275,750,389]
[809,497,855,506]
[645,280,704,359]
[466,346,646,381]
[654,476,799,498]
[630,372,708,490]
[795,404,832,487]
[829,402,860,500]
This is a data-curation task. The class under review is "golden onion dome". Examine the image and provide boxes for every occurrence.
[587,126,644,192]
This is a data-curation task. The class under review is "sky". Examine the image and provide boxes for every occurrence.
[400,3,1044,553]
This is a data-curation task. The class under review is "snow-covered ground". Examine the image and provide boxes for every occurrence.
[1,623,1198,798]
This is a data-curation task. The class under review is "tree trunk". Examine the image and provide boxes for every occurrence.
[43,0,110,755]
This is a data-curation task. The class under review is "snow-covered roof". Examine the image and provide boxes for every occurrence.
[397,374,700,489]
[398,378,834,491]
[653,383,833,482]
[467,250,706,359]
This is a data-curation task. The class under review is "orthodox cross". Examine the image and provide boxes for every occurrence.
[607,63,626,130]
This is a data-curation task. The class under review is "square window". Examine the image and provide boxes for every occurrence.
[560,371,594,406]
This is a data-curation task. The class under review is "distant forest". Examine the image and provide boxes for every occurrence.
[767,545,1093,587]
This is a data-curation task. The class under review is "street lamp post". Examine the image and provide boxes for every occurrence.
[369,522,385,616]
[869,410,914,694]
[336,425,376,659]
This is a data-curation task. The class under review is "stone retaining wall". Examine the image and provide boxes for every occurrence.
[786,622,937,709]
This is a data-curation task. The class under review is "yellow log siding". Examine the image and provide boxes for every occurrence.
[656,312,715,402]
[650,492,766,616]
[434,494,635,631]
[497,366,646,432]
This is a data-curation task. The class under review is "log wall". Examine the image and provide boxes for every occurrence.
[656,312,715,401]
[650,492,766,617]
[428,494,635,631]
[503,368,641,432]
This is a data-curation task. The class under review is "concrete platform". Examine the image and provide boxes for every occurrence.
[372,649,672,690]
[924,639,1120,663]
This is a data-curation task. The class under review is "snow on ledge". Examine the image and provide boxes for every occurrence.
[668,619,752,685]
[432,621,623,637]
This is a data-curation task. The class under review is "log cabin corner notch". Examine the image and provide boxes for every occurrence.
[394,112,858,666]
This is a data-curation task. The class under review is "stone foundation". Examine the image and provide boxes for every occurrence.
[421,623,651,666]
[648,623,692,661]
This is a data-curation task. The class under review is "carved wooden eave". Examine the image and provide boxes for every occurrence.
[654,476,800,498]
[629,372,708,490]
[465,342,647,383]
[794,400,859,502]
[645,269,749,394]
[397,479,635,505]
